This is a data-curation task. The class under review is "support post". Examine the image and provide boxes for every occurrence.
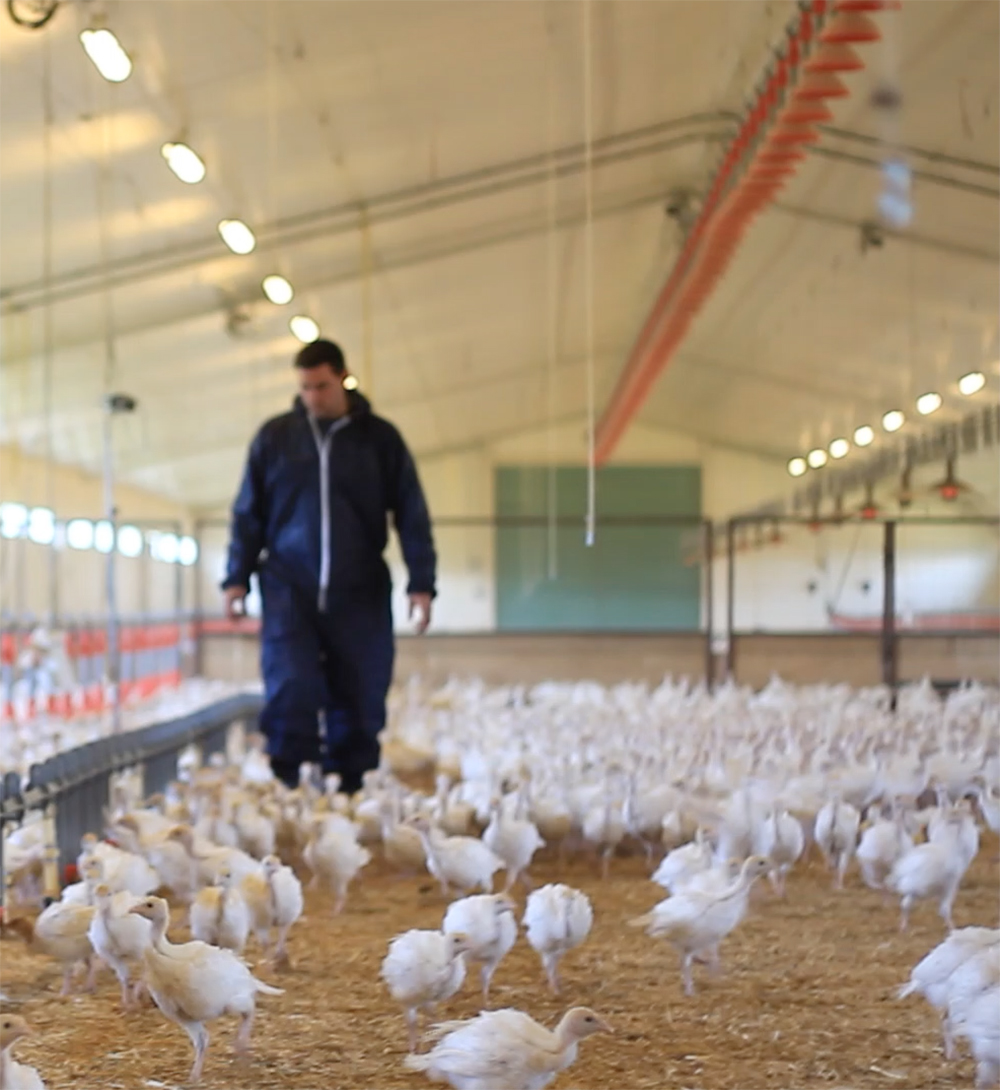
[882,520,898,696]
[193,519,205,678]
[101,403,121,735]
[725,519,736,681]
[703,520,714,690]
[172,519,183,683]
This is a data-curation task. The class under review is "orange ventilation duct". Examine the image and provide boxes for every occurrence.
[593,0,901,465]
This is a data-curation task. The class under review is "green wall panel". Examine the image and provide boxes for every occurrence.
[495,465,702,631]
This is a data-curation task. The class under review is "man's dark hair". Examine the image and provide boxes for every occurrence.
[295,339,346,374]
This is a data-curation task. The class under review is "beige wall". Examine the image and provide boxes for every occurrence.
[0,445,197,620]
[199,630,1000,689]
[897,635,1000,685]
[0,445,192,522]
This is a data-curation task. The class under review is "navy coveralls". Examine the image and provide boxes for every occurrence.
[222,392,436,793]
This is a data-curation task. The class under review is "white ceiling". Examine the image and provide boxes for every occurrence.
[1,0,997,510]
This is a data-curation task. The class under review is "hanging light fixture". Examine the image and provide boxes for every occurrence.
[80,27,132,82]
[958,371,986,396]
[881,409,904,432]
[916,391,942,415]
[829,437,850,459]
[788,456,807,477]
[218,219,256,255]
[289,315,319,343]
[853,424,875,447]
[807,448,828,469]
[262,274,293,305]
[161,142,206,184]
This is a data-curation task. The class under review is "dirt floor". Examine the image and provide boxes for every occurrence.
[1,835,997,1090]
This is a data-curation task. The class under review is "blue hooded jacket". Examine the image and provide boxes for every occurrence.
[223,391,436,605]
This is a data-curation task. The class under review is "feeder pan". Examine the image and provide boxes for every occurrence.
[793,72,850,100]
[766,125,821,145]
[834,0,901,10]
[820,11,882,43]
[778,101,835,125]
[805,43,864,73]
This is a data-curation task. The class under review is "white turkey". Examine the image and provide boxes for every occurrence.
[381,929,472,1051]
[442,894,518,1001]
[404,1006,611,1090]
[522,884,593,994]
[630,855,770,995]
[814,797,860,889]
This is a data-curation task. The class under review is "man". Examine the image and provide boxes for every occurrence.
[222,339,436,794]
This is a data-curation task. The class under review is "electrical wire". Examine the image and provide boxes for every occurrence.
[582,0,596,547]
[94,51,121,733]
[545,10,558,580]
[42,30,56,620]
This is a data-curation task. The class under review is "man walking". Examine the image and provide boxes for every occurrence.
[222,339,436,793]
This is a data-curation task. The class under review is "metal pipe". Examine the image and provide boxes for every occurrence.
[772,200,1000,264]
[195,512,1000,531]
[2,118,735,315]
[808,143,1000,199]
[817,124,1000,177]
[0,185,681,353]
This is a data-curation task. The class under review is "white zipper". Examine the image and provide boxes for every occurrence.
[309,416,350,612]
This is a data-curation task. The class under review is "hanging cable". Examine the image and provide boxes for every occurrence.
[582,0,596,547]
[545,11,558,580]
[360,210,374,395]
[259,0,278,429]
[42,30,56,621]
[95,62,121,733]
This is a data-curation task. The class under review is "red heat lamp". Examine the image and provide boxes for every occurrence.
[807,505,823,533]
[859,481,878,520]
[937,456,960,501]
[933,456,967,503]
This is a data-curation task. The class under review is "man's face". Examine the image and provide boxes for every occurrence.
[298,363,349,419]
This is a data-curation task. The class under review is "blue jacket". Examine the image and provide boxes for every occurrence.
[223,391,436,604]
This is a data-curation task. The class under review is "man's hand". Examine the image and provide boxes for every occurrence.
[224,585,249,621]
[408,592,433,635]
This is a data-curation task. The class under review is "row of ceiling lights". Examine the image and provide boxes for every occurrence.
[787,371,989,477]
[79,26,320,346]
